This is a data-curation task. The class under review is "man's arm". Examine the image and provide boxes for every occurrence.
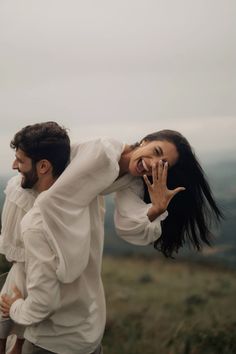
[2,229,60,326]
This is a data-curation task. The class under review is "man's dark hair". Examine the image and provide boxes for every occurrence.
[11,121,70,177]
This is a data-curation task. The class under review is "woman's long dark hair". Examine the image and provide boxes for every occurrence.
[140,130,223,257]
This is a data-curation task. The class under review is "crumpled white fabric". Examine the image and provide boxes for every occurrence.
[34,138,123,283]
[0,175,37,262]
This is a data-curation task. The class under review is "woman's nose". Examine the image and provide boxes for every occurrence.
[152,157,161,166]
[12,159,18,170]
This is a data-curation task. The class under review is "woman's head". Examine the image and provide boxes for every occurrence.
[141,129,195,171]
[128,138,179,176]
[127,129,195,177]
[138,129,223,257]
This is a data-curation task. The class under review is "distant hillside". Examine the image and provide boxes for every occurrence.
[104,194,236,268]
[206,159,236,200]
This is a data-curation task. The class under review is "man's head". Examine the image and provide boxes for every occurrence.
[11,122,70,191]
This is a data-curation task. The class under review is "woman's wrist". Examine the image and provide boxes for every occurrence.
[147,205,166,222]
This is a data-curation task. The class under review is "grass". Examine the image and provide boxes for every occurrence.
[0,254,235,353]
[102,255,236,354]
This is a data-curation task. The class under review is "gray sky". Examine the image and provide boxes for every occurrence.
[0,0,236,175]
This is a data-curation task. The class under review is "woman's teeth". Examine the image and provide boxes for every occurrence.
[142,159,149,172]
[137,159,149,173]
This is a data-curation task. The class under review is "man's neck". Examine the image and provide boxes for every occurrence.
[34,175,57,193]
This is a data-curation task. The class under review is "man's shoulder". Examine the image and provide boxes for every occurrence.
[4,175,21,195]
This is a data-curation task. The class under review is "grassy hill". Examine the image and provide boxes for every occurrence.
[0,255,235,353]
[102,256,236,354]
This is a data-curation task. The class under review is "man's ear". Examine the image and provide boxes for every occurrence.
[36,159,52,175]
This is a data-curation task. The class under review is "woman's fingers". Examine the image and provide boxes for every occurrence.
[0,304,9,313]
[0,301,10,314]
[0,296,10,306]
[143,174,151,189]
[162,162,168,185]
[157,160,163,181]
[152,163,158,183]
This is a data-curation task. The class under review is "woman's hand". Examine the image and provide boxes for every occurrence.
[0,286,23,318]
[143,160,185,221]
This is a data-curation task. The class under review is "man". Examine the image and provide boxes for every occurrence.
[0,121,90,354]
[1,123,109,354]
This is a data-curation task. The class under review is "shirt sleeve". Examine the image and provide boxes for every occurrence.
[10,229,60,326]
[0,175,36,262]
[114,179,168,246]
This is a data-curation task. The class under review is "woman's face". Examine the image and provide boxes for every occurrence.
[128,139,179,176]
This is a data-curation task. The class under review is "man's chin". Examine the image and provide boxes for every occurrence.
[21,177,35,189]
[21,182,29,189]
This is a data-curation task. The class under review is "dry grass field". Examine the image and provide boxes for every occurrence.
[102,256,236,354]
[0,254,235,354]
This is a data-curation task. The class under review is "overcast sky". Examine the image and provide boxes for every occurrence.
[0,0,235,175]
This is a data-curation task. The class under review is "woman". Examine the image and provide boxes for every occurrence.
[36,129,222,282]
[1,129,222,354]
[126,130,223,257]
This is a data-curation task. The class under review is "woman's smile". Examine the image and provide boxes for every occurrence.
[136,158,149,175]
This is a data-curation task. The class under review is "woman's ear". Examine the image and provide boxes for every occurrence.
[140,139,148,147]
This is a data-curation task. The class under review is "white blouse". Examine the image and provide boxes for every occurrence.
[102,173,168,245]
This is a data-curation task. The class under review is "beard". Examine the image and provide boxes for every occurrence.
[20,165,38,189]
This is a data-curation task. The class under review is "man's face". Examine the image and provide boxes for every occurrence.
[12,149,39,189]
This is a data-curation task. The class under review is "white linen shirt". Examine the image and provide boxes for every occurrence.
[11,200,106,354]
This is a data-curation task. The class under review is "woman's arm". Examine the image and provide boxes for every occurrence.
[114,183,168,245]
[114,161,185,245]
